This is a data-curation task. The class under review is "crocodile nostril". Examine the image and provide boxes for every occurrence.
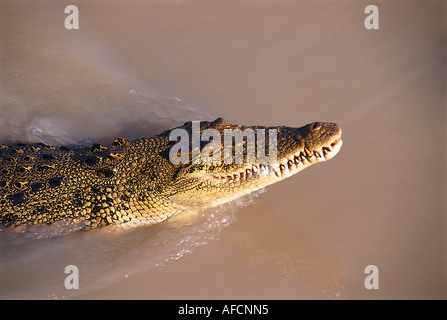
[309,122,322,132]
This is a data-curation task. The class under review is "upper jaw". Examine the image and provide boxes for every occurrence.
[203,121,343,183]
[270,137,343,179]
[321,137,343,161]
[207,137,342,183]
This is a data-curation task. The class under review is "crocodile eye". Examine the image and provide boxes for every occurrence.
[309,122,322,132]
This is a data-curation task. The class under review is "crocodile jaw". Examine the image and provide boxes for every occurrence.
[207,140,342,208]
[267,136,343,181]
[169,123,343,209]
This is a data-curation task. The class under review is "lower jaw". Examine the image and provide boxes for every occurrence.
[270,140,342,180]
[194,165,312,209]
[183,145,341,209]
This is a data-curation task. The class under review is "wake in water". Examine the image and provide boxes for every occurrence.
[0,189,265,299]
[0,16,214,146]
[0,21,261,298]
[0,86,265,298]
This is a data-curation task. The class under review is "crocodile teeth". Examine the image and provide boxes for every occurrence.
[220,164,265,181]
[287,160,294,168]
[215,138,342,182]
[304,148,313,157]
[323,139,343,160]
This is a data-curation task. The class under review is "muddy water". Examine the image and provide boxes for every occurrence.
[0,0,445,299]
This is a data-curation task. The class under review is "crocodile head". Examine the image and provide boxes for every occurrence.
[157,118,342,210]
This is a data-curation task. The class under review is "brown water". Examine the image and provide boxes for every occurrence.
[0,0,445,299]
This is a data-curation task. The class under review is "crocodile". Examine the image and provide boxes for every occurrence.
[0,118,342,230]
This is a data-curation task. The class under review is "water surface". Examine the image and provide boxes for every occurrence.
[0,0,445,299]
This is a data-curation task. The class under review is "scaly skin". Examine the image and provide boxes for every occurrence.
[0,118,342,230]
